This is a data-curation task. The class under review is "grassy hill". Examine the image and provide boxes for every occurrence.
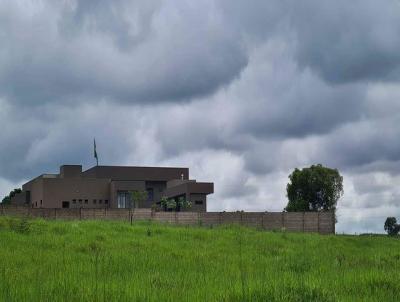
[0,217,399,301]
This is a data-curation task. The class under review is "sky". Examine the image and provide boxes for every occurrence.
[1,0,400,234]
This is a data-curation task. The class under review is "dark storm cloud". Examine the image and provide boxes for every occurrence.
[0,1,247,105]
[290,0,400,83]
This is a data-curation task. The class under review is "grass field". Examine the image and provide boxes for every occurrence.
[0,217,399,301]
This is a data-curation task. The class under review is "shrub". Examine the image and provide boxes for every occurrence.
[9,217,31,234]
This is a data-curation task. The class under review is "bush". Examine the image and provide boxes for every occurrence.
[9,217,31,234]
[384,217,400,236]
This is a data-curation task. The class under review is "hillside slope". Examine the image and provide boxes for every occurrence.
[0,217,399,301]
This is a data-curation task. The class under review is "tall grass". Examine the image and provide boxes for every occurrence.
[0,216,399,301]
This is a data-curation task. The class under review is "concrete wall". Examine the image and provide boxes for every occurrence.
[110,180,145,208]
[25,178,44,208]
[189,193,207,212]
[83,166,189,181]
[0,206,335,234]
[42,178,110,208]
[145,181,166,207]
[9,192,27,206]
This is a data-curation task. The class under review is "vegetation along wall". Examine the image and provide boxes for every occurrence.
[0,206,335,234]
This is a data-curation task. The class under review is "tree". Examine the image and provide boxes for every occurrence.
[160,197,176,211]
[384,217,400,236]
[160,196,191,212]
[285,164,343,213]
[177,196,192,211]
[129,190,148,209]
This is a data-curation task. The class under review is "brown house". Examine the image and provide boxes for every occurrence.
[12,165,214,211]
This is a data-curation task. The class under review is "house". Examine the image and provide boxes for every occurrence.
[11,165,214,211]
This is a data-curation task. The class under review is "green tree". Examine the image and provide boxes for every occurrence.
[177,196,192,211]
[129,190,148,209]
[160,197,176,211]
[285,164,343,213]
[384,217,400,236]
[159,196,191,212]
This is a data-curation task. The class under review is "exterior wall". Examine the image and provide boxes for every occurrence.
[9,191,27,206]
[83,166,189,181]
[110,180,145,208]
[23,178,44,208]
[42,178,110,208]
[167,179,195,188]
[188,193,207,212]
[0,206,336,234]
[60,165,82,178]
[187,182,214,194]
[145,181,166,207]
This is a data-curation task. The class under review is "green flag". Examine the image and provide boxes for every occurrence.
[94,138,98,166]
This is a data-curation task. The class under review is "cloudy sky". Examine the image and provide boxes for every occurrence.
[2,0,400,233]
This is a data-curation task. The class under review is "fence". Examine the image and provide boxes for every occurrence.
[0,206,335,234]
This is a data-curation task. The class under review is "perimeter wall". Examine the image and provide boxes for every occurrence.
[0,206,335,234]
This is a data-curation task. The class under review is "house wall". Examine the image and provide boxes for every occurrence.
[9,191,27,206]
[189,193,207,212]
[145,181,166,207]
[42,178,110,208]
[23,178,44,208]
[83,166,189,181]
[110,180,145,208]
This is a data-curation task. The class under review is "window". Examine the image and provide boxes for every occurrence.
[84,199,88,204]
[93,199,97,204]
[146,188,154,202]
[99,199,102,204]
[195,200,203,205]
[72,199,76,204]
[105,200,108,204]
[79,199,82,204]
[117,191,131,208]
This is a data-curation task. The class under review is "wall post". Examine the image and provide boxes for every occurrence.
[332,211,336,234]
[261,213,265,229]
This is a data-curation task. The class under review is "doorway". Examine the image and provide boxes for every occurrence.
[62,201,70,208]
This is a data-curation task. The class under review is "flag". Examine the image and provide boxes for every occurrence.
[94,138,98,166]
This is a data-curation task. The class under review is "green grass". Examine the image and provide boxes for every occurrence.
[0,217,399,301]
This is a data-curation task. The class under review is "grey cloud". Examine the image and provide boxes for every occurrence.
[220,0,400,84]
[290,0,400,83]
[0,1,248,105]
